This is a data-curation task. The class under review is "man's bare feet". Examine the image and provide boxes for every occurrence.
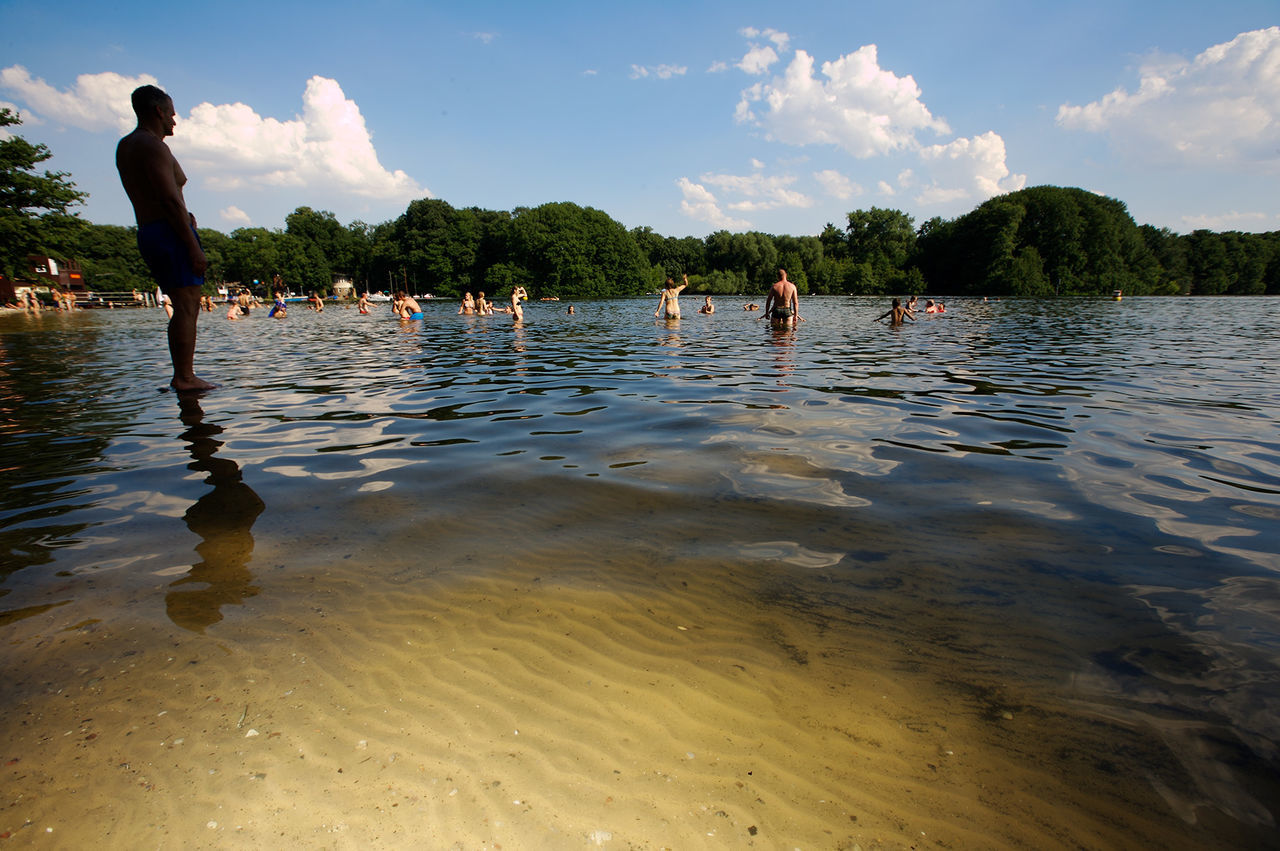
[171,376,219,393]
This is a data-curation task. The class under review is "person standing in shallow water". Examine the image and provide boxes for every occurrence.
[759,268,802,326]
[876,298,915,326]
[117,85,216,392]
[655,274,688,319]
[510,286,527,321]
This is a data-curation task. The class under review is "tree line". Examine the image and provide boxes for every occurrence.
[4,109,1279,300]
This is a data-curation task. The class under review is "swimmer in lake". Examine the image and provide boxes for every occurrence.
[459,292,476,315]
[698,295,715,315]
[875,298,916,326]
[511,286,527,322]
[758,268,802,326]
[358,293,370,314]
[268,291,286,318]
[654,274,688,319]
[394,290,424,320]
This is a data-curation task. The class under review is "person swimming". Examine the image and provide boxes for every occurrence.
[698,295,715,315]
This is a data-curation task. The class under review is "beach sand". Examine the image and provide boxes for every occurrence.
[1,528,1236,849]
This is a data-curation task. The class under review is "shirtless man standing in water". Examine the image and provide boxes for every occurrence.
[116,85,216,392]
[758,268,802,326]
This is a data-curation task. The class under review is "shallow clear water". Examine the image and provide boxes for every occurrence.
[1,297,1278,848]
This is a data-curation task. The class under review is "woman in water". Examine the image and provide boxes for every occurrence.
[654,274,688,319]
[458,293,476,315]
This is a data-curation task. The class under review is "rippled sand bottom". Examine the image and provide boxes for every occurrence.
[3,493,1263,851]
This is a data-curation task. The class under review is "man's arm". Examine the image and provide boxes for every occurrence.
[759,290,774,320]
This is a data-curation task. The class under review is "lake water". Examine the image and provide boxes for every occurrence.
[1,296,1278,849]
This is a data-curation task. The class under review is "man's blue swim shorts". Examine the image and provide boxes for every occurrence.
[137,220,204,295]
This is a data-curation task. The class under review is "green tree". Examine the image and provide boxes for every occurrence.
[197,227,230,287]
[0,108,88,278]
[286,206,365,293]
[509,202,648,298]
[844,208,916,294]
[914,186,1160,296]
[66,223,149,291]
[224,227,280,293]
[1139,225,1190,294]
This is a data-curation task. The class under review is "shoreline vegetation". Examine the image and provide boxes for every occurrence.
[4,110,1279,304]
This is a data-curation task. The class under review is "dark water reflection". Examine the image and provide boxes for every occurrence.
[166,395,263,632]
[1,297,1279,841]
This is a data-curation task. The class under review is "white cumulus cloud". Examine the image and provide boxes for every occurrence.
[813,169,861,200]
[173,76,426,202]
[700,170,813,211]
[736,45,950,157]
[220,205,252,226]
[0,69,426,204]
[1057,27,1280,170]
[913,131,1026,205]
[0,66,156,132]
[738,44,779,76]
[676,177,750,230]
[740,27,790,51]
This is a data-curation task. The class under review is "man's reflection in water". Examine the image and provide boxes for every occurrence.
[769,324,797,388]
[166,395,265,632]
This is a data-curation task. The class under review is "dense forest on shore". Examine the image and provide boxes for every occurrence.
[4,110,1279,300]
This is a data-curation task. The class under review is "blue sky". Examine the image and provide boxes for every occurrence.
[2,1,1277,238]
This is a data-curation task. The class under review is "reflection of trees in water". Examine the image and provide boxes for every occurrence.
[166,396,265,633]
[0,327,119,584]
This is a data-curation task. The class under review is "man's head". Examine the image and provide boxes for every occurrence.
[131,85,175,134]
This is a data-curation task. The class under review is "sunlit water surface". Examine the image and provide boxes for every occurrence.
[2,297,1278,849]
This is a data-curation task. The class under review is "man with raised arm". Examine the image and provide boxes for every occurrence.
[117,85,216,392]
